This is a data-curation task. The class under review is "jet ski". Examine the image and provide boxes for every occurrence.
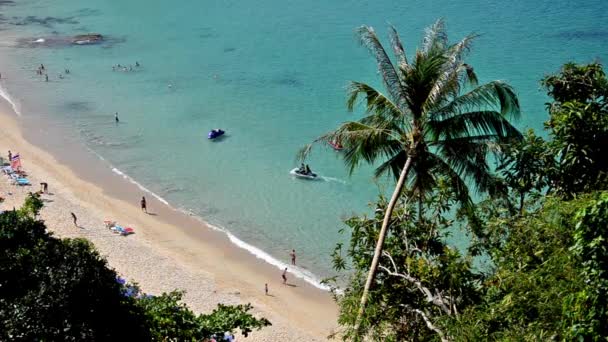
[208,129,225,139]
[290,165,317,179]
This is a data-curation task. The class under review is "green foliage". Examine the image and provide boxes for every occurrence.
[542,62,608,104]
[564,193,608,340]
[328,183,480,341]
[18,192,44,218]
[0,210,150,340]
[497,129,553,214]
[542,62,608,195]
[0,201,270,341]
[453,196,587,340]
[325,59,608,341]
[137,291,270,340]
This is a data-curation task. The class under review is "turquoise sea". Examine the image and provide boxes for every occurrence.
[0,0,606,287]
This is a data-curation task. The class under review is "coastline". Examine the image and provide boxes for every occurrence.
[0,96,338,339]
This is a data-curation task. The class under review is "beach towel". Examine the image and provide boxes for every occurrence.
[112,225,135,236]
[16,178,30,186]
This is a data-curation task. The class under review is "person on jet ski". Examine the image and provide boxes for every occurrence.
[299,163,305,173]
[305,164,312,175]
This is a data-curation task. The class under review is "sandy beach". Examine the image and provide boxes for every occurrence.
[0,99,338,340]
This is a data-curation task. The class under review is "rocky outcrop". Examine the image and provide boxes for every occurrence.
[71,33,103,45]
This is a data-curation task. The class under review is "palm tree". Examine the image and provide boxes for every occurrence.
[299,20,522,335]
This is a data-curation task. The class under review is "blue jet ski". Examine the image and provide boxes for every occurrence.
[208,129,225,139]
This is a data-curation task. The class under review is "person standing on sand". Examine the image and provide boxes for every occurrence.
[140,196,147,213]
[282,268,288,284]
[290,249,296,265]
[71,212,78,227]
[265,283,268,296]
[8,150,11,163]
[115,112,119,123]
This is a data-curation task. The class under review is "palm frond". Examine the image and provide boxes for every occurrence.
[433,81,521,119]
[436,139,507,197]
[356,26,405,106]
[334,121,401,175]
[421,19,448,54]
[296,119,400,164]
[461,63,478,87]
[429,110,522,141]
[388,24,409,69]
[432,135,511,150]
[347,82,405,122]
[373,148,409,180]
[296,143,314,162]
[423,34,477,112]
[426,153,473,207]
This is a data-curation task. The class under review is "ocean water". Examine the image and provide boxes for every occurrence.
[0,0,606,286]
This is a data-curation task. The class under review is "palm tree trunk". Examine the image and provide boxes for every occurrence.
[353,156,414,338]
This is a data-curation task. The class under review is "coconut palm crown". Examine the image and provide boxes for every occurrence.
[298,19,522,336]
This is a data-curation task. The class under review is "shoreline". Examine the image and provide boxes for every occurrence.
[0,92,338,339]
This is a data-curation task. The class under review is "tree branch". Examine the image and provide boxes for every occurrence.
[380,251,452,314]
[413,309,450,342]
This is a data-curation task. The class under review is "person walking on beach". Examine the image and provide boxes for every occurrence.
[282,268,288,284]
[71,212,78,227]
[290,249,296,266]
[265,283,268,296]
[115,112,119,123]
[7,150,11,163]
[140,196,147,213]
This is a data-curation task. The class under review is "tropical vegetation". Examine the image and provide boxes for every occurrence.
[300,19,522,334]
[0,195,270,341]
[301,20,608,341]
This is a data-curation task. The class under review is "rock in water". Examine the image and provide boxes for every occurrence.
[72,33,103,45]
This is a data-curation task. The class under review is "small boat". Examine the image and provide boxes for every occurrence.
[290,167,317,180]
[208,129,225,139]
[328,140,343,151]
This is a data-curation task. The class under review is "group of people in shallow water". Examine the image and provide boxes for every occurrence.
[112,61,140,72]
[35,63,71,82]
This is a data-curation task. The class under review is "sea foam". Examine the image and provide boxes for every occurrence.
[109,164,332,292]
[0,84,22,117]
